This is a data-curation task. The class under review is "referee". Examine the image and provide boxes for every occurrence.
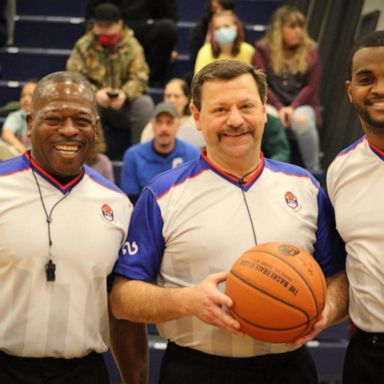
[0,71,147,383]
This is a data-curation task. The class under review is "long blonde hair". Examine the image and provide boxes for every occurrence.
[265,5,315,75]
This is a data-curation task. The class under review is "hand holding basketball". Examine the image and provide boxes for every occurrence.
[225,242,327,343]
[185,271,242,336]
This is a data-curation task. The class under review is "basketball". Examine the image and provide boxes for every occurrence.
[225,242,327,343]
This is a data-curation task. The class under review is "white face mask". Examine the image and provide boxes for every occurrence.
[214,27,237,45]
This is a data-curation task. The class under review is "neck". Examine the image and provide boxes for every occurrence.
[205,150,262,179]
[220,43,233,55]
[365,131,384,152]
[28,152,81,185]
[153,140,175,156]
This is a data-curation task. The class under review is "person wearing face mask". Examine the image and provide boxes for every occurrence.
[67,3,154,161]
[194,10,254,74]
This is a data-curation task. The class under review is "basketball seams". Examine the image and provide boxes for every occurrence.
[248,248,324,318]
[229,307,309,332]
[229,269,312,326]
[226,243,326,342]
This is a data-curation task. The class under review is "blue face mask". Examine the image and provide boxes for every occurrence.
[214,27,237,45]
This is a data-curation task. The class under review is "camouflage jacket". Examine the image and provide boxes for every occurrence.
[67,27,149,100]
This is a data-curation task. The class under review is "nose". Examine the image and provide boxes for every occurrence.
[58,117,79,135]
[167,95,176,104]
[372,78,384,95]
[227,107,244,127]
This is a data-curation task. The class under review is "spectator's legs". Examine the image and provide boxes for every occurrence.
[5,0,15,46]
[290,106,321,172]
[126,95,154,145]
[99,95,153,160]
[134,19,177,85]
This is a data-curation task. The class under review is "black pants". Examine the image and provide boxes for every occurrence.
[100,95,154,160]
[159,342,318,384]
[343,328,384,384]
[126,19,177,84]
[0,350,109,384]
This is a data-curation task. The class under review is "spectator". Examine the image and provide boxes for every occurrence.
[85,0,178,86]
[121,102,200,203]
[67,3,154,161]
[0,71,147,383]
[110,60,347,384]
[141,78,206,148]
[86,121,115,183]
[194,10,254,73]
[1,80,36,154]
[189,0,236,71]
[252,5,321,172]
[262,114,290,162]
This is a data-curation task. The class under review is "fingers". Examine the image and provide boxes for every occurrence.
[287,315,327,346]
[189,272,244,335]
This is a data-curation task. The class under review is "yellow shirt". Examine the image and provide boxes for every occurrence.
[194,42,255,73]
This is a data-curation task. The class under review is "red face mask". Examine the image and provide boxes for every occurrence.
[96,32,121,47]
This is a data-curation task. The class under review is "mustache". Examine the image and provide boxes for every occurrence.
[364,97,384,105]
[218,126,252,137]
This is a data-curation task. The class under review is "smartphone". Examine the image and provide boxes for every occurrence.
[107,91,119,98]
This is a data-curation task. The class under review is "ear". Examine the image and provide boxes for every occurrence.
[345,80,353,103]
[26,113,33,137]
[262,96,267,124]
[189,102,201,131]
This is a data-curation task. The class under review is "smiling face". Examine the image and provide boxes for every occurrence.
[27,80,98,177]
[346,46,384,136]
[190,73,266,173]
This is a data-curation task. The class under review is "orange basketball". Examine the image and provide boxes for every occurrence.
[225,242,327,343]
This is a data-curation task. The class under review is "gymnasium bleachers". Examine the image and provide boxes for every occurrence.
[0,1,349,383]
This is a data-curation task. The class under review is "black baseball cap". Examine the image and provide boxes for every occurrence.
[93,3,122,23]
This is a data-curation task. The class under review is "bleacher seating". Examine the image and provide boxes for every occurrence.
[0,1,348,383]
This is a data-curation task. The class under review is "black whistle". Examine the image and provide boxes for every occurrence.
[45,259,56,282]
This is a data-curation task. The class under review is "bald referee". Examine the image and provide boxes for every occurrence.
[111,60,348,384]
[0,71,147,383]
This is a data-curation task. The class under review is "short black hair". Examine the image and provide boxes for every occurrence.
[33,71,97,108]
[347,30,384,80]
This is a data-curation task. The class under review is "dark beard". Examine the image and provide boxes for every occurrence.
[357,107,384,132]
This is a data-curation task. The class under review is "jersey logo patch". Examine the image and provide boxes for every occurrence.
[122,241,139,256]
[172,157,184,168]
[285,191,300,211]
[101,203,114,222]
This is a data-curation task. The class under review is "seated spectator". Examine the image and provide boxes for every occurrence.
[262,114,290,162]
[194,10,254,73]
[67,3,154,161]
[85,0,178,86]
[86,121,115,183]
[1,80,36,154]
[252,5,321,172]
[189,0,236,72]
[121,102,200,203]
[141,78,206,148]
